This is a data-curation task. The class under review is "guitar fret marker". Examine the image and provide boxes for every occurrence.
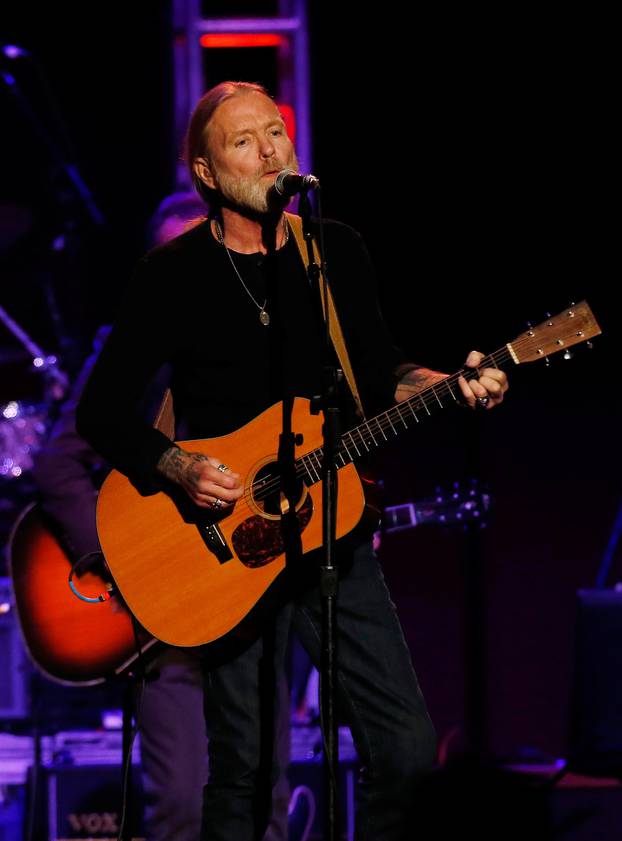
[365,422,378,446]
[407,401,420,422]
[355,428,370,451]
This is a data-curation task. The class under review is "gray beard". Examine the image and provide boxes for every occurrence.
[214,154,299,215]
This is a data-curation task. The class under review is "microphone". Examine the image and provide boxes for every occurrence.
[274,169,320,198]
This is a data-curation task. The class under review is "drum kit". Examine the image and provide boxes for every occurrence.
[0,291,68,544]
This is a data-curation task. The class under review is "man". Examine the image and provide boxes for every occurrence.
[76,81,508,840]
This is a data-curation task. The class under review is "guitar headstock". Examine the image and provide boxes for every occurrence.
[383,480,490,533]
[508,301,601,364]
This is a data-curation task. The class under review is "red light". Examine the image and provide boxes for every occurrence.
[200,34,285,49]
[277,103,296,143]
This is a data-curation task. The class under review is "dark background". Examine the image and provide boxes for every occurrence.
[1,2,619,762]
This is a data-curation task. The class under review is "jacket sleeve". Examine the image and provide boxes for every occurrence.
[75,254,177,494]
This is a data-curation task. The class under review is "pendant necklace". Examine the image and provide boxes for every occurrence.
[214,219,289,327]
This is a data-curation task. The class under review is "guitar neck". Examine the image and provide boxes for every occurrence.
[297,297,601,484]
[297,346,512,484]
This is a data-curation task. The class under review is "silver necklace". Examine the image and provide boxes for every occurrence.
[214,219,289,327]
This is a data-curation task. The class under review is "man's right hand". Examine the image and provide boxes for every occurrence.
[156,446,243,509]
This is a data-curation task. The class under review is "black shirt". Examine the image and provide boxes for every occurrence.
[76,217,410,491]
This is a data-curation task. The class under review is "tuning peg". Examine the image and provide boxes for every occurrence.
[545,312,551,318]
[563,350,573,360]
[587,341,593,349]
[545,357,550,367]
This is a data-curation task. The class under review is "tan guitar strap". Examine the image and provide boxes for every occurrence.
[284,212,366,420]
[153,386,175,439]
[153,212,365,438]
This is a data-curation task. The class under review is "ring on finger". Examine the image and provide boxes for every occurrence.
[476,396,490,408]
[217,464,228,473]
[213,497,224,509]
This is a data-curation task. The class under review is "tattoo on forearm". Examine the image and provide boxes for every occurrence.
[395,367,447,397]
[157,446,185,479]
[156,446,194,480]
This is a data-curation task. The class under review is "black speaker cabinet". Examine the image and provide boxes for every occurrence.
[46,764,144,841]
[568,588,622,777]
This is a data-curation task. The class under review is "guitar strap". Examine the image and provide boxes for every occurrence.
[152,213,366,439]
[284,211,366,420]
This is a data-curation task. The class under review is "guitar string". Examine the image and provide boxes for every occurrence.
[206,346,518,529]
[204,322,587,529]
[212,340,538,526]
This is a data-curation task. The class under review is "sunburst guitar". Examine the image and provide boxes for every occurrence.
[8,504,157,684]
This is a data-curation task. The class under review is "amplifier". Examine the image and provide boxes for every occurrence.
[289,725,357,841]
[288,760,356,841]
[46,764,144,841]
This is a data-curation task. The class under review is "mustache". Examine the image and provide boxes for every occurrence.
[256,157,298,178]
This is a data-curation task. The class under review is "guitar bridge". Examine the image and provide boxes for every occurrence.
[197,522,233,564]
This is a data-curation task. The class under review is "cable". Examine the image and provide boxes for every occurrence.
[68,551,115,603]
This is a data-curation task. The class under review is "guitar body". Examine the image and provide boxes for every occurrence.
[97,397,366,648]
[8,504,156,684]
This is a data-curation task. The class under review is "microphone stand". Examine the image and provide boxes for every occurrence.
[298,186,341,841]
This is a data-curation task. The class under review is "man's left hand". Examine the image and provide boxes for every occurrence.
[457,350,508,410]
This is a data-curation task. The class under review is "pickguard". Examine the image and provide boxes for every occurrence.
[232,495,314,568]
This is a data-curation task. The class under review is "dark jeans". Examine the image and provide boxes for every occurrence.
[139,648,289,841]
[201,540,437,841]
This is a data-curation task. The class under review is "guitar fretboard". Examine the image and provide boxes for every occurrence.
[295,346,514,485]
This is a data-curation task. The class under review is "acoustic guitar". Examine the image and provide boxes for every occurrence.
[94,302,600,649]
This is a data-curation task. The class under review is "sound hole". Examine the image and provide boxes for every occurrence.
[232,462,313,568]
[252,461,305,517]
